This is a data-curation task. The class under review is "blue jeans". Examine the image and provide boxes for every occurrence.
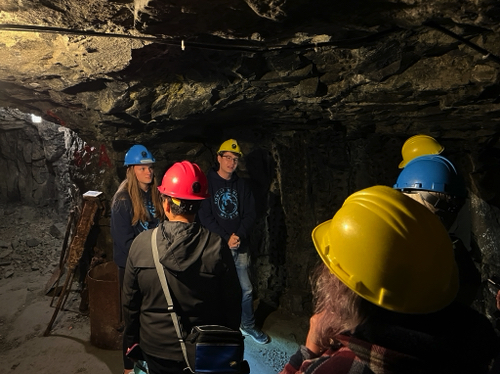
[232,249,255,329]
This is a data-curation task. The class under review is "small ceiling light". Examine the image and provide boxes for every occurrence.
[31,114,42,123]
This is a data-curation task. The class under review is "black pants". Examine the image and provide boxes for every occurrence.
[142,351,186,374]
[119,266,135,370]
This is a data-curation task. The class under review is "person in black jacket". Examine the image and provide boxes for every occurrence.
[393,154,481,306]
[122,161,242,374]
[110,144,164,374]
[198,139,269,344]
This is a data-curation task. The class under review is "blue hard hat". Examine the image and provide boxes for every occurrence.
[124,145,155,166]
[393,155,467,198]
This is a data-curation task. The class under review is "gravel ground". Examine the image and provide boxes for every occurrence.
[0,202,123,373]
[0,201,308,374]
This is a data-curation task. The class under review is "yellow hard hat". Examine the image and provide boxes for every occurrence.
[312,186,458,314]
[218,139,242,156]
[399,135,444,168]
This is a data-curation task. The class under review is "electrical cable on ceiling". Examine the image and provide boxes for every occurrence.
[1,22,498,64]
[0,23,396,53]
[424,21,500,65]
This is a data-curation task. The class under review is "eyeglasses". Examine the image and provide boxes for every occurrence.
[221,155,239,163]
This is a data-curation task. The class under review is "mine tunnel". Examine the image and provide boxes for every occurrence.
[1,1,500,373]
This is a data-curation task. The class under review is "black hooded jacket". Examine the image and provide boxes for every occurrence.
[122,220,242,361]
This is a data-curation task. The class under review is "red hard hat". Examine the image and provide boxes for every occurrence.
[158,161,209,200]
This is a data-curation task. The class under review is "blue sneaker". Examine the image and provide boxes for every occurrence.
[240,326,269,344]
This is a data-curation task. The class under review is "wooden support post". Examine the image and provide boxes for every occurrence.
[44,195,101,336]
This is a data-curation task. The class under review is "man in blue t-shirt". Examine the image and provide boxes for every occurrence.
[198,139,269,344]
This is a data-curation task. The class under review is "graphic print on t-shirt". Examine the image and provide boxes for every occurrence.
[139,197,157,230]
[215,187,239,220]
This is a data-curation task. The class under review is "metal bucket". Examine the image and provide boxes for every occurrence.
[87,261,122,350]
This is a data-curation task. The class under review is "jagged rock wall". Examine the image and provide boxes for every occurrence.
[2,5,500,145]
[0,108,79,213]
[2,106,500,323]
[2,0,500,321]
[472,194,500,322]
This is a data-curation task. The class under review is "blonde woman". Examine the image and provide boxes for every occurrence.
[111,144,164,374]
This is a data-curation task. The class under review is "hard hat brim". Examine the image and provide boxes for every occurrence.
[310,186,459,314]
[311,219,333,272]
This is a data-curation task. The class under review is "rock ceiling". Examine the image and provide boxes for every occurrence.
[1,0,500,147]
[2,1,500,319]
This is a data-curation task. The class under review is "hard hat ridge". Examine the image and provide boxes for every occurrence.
[124,145,155,166]
[157,161,209,200]
[312,185,458,314]
[394,155,467,199]
[399,134,444,168]
[218,139,242,156]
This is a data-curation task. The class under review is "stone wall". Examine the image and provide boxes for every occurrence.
[0,108,78,213]
[2,107,500,324]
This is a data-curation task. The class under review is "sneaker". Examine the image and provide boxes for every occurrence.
[240,326,269,344]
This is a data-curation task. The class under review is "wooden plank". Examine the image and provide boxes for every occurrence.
[44,195,102,336]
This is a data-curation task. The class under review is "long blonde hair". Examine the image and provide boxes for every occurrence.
[112,166,165,225]
[310,262,373,350]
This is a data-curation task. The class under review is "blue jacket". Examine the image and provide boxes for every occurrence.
[111,189,159,268]
[198,168,256,245]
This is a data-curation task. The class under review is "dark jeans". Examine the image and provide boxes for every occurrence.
[142,351,186,374]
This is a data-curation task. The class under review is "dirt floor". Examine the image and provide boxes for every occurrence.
[0,202,308,374]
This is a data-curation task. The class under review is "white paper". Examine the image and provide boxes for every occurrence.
[83,190,103,197]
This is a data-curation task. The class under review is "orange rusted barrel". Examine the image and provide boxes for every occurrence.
[87,261,122,350]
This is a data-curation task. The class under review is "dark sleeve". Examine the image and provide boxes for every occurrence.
[280,346,319,374]
[452,236,481,306]
[219,243,242,329]
[198,198,231,242]
[111,198,136,268]
[281,347,355,374]
[279,362,300,374]
[122,242,143,349]
[235,180,256,240]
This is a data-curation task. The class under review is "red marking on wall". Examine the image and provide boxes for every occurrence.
[46,110,66,127]
[98,145,112,168]
[73,143,113,170]
[73,143,95,169]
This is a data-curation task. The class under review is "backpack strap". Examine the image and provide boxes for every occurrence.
[151,227,193,372]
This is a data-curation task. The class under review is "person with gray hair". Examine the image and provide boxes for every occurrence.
[393,154,481,306]
[280,186,499,374]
